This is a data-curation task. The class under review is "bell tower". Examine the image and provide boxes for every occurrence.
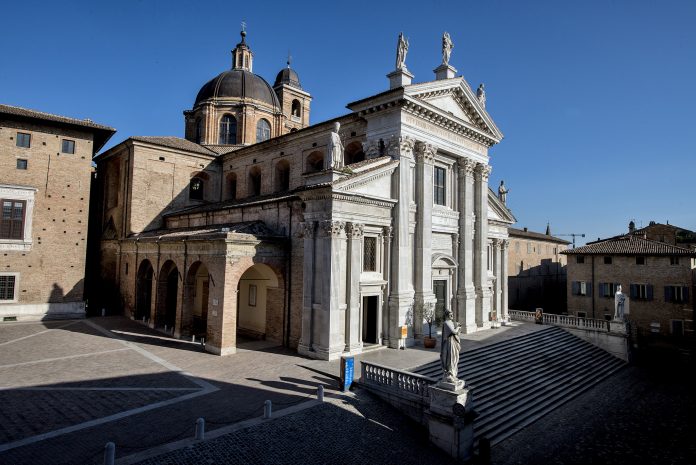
[273,54,312,133]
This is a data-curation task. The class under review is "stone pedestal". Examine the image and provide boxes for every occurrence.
[387,68,414,89]
[433,64,457,80]
[427,384,475,462]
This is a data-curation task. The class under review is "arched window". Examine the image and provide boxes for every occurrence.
[226,173,237,200]
[256,119,271,143]
[195,119,203,144]
[275,160,290,192]
[306,151,324,173]
[219,115,237,145]
[291,100,301,118]
[189,177,204,201]
[344,141,365,165]
[249,167,262,196]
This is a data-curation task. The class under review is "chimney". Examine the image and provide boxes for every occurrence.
[628,220,635,233]
[523,227,528,232]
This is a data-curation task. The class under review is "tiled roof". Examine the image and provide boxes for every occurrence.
[508,227,570,245]
[561,234,696,256]
[132,221,281,240]
[130,136,216,156]
[203,144,242,155]
[0,104,114,131]
[163,192,299,217]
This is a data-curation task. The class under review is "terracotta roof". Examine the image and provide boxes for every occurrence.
[0,103,115,152]
[561,234,696,256]
[163,192,299,217]
[132,221,282,241]
[203,144,242,155]
[130,136,216,156]
[508,227,570,245]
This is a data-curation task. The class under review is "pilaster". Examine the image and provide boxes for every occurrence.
[474,163,492,329]
[456,158,477,333]
[297,221,316,356]
[345,222,364,353]
[500,239,510,323]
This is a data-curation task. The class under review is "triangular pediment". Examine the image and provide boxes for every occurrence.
[405,78,503,142]
[333,158,398,200]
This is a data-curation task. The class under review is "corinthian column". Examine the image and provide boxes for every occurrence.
[413,141,438,341]
[345,222,364,353]
[456,158,478,333]
[298,221,316,357]
[474,163,492,329]
[387,135,415,348]
[501,239,510,323]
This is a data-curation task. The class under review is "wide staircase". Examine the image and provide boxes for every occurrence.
[411,326,626,446]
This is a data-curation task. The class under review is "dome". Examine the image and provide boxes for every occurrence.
[274,67,302,89]
[194,69,281,108]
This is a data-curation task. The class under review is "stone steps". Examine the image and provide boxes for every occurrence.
[411,326,626,446]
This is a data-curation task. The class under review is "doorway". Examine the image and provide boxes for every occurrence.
[362,296,379,344]
[433,280,447,326]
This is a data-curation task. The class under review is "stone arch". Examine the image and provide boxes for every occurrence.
[306,150,324,173]
[291,99,301,117]
[156,260,179,329]
[275,159,290,192]
[344,141,365,165]
[248,166,262,196]
[183,261,210,340]
[135,259,154,321]
[236,262,282,342]
[226,172,237,200]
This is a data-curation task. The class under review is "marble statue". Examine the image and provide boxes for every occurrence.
[477,83,486,107]
[498,180,508,204]
[614,285,627,320]
[442,32,453,65]
[440,310,462,384]
[328,122,344,170]
[396,32,409,70]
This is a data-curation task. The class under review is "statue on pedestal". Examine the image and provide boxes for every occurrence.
[440,310,462,385]
[614,285,628,321]
[442,32,453,66]
[498,180,508,204]
[396,32,409,70]
[477,83,486,107]
[328,122,344,170]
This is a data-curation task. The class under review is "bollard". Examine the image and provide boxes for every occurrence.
[101,308,106,317]
[192,335,195,342]
[164,324,168,333]
[194,417,205,440]
[263,400,272,419]
[142,316,146,322]
[317,385,324,402]
[103,442,115,465]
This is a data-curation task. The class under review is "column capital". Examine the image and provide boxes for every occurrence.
[297,221,316,238]
[414,141,437,164]
[386,135,415,159]
[382,225,393,239]
[346,222,364,239]
[457,158,476,177]
[475,163,492,181]
[319,220,346,237]
[362,139,381,159]
[500,239,509,249]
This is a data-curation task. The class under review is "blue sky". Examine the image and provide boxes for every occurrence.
[2,0,694,245]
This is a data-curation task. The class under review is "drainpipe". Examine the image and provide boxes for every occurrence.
[591,255,596,319]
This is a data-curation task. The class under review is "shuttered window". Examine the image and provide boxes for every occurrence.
[629,284,653,300]
[665,286,689,303]
[0,200,25,240]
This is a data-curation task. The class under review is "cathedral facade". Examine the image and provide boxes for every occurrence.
[94,30,514,359]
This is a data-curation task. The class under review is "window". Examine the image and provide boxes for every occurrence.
[16,159,27,170]
[189,178,204,201]
[433,166,446,206]
[248,284,257,307]
[1,200,25,239]
[226,173,237,200]
[363,236,377,272]
[599,282,620,298]
[603,256,612,264]
[219,115,237,144]
[195,119,203,143]
[671,320,684,336]
[249,168,262,196]
[16,132,30,148]
[256,119,271,143]
[577,311,587,318]
[306,151,324,173]
[515,241,520,252]
[670,256,680,265]
[576,255,585,264]
[527,243,532,254]
[275,161,290,192]
[0,275,17,301]
[572,281,591,296]
[630,284,652,300]
[291,99,301,117]
[636,256,645,265]
[665,285,689,303]
[61,139,75,154]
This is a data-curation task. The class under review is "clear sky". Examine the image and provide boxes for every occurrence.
[2,0,694,245]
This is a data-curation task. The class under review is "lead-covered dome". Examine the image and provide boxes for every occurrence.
[274,67,302,89]
[194,69,280,108]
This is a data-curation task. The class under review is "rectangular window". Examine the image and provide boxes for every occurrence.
[515,241,520,252]
[572,281,590,296]
[630,284,652,300]
[363,236,377,272]
[576,255,584,264]
[636,256,645,265]
[16,159,28,170]
[433,166,446,206]
[665,285,688,303]
[0,275,16,301]
[16,132,31,148]
[0,200,25,240]
[527,242,532,254]
[248,284,257,307]
[603,256,612,264]
[61,139,75,154]
[670,256,680,265]
[599,282,619,298]
[577,311,587,318]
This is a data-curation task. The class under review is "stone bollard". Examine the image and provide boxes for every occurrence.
[101,308,106,317]
[164,324,168,333]
[192,335,196,343]
[263,400,272,419]
[103,442,115,465]
[194,418,205,440]
[142,316,146,322]
[317,385,324,402]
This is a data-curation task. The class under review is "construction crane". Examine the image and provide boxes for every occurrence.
[557,233,586,249]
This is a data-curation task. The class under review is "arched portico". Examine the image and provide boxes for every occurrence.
[183,261,210,340]
[135,259,154,321]
[156,260,179,329]
[236,263,280,340]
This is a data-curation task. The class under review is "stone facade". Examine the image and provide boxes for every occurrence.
[507,226,570,313]
[0,105,114,321]
[92,32,515,359]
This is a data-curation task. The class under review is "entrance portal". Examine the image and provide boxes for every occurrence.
[433,280,447,326]
[236,263,279,340]
[362,296,379,344]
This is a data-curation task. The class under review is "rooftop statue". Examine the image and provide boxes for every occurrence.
[396,32,409,70]
[442,32,453,65]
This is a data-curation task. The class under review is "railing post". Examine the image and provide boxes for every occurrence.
[263,400,272,419]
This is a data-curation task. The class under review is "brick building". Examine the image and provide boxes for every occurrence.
[92,30,515,359]
[562,234,696,338]
[507,226,570,313]
[0,104,114,321]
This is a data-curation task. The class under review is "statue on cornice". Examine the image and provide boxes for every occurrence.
[477,83,486,107]
[498,180,508,204]
[442,32,453,65]
[328,122,344,170]
[396,32,409,70]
